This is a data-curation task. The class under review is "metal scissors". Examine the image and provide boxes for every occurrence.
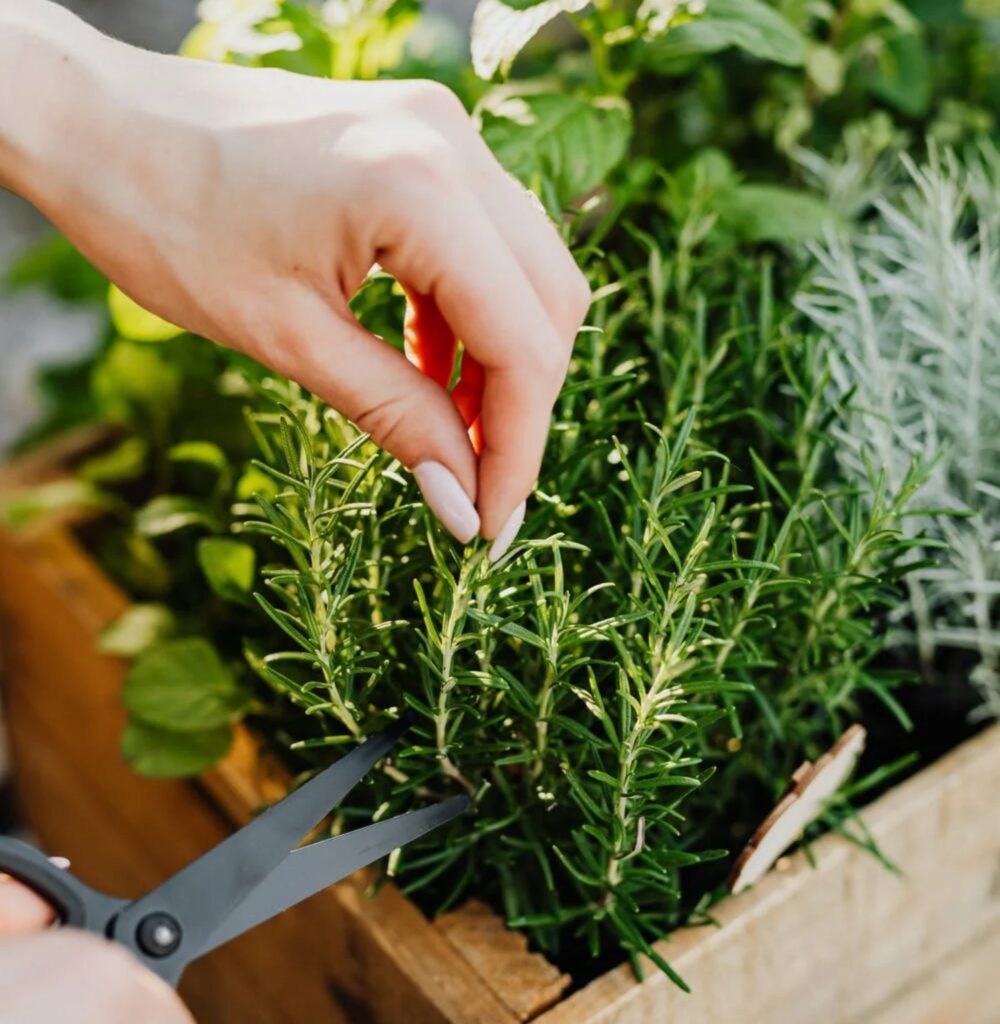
[0,719,467,986]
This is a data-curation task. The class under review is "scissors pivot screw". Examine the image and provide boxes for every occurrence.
[136,912,183,957]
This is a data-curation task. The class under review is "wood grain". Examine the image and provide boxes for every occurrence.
[538,721,1000,1024]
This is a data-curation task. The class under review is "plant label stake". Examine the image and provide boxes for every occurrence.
[0,719,467,986]
[728,725,867,894]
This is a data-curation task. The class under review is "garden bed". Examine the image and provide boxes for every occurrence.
[2,440,999,1024]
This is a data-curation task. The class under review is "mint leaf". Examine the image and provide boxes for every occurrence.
[122,717,232,778]
[123,638,250,731]
[100,604,177,658]
[471,0,591,79]
[198,537,257,603]
[480,90,632,207]
[716,185,840,243]
[642,0,807,68]
[135,495,221,537]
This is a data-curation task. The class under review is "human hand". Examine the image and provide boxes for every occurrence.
[0,1,590,556]
[0,872,193,1024]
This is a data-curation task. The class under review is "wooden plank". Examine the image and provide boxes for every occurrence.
[538,720,1000,1024]
[0,521,519,1024]
[867,922,1000,1024]
[435,901,571,1021]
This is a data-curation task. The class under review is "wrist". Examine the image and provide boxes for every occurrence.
[0,2,118,209]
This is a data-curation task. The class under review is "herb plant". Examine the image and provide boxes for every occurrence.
[798,143,1000,720]
[6,0,999,990]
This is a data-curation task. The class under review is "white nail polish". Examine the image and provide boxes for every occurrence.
[413,461,480,544]
[489,500,526,562]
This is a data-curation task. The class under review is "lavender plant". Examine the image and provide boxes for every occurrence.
[797,143,1000,719]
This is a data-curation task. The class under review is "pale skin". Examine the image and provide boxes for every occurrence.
[0,0,589,1018]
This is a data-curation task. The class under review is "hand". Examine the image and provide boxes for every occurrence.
[0,873,193,1023]
[0,2,590,556]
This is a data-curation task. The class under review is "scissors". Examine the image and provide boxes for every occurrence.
[0,719,467,986]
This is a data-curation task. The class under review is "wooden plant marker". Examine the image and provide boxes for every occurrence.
[729,724,867,894]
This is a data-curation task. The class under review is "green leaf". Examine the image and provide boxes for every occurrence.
[641,0,807,68]
[100,604,177,657]
[0,479,109,529]
[480,90,632,207]
[91,340,182,423]
[715,185,840,243]
[471,0,591,79]
[122,717,232,777]
[167,441,229,471]
[857,32,931,117]
[108,284,183,342]
[197,537,257,602]
[123,638,250,731]
[135,495,221,537]
[78,437,149,484]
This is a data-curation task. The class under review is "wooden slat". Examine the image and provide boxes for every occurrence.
[538,720,1000,1024]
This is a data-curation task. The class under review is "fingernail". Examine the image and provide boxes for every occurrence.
[413,461,480,544]
[489,500,526,562]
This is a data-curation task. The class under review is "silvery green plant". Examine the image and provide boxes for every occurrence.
[797,144,1000,718]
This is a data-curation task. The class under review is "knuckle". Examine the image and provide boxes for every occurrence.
[403,80,468,124]
[354,392,412,452]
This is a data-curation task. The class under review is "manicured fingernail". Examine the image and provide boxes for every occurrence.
[413,461,480,544]
[489,500,526,562]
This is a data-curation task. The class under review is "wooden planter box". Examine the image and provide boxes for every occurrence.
[2,438,1000,1024]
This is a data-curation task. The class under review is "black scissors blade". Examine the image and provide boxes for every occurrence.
[200,794,468,955]
[113,719,410,968]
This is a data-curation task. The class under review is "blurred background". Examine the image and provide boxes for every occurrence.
[0,0,469,452]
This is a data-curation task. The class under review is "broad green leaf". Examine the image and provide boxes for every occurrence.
[857,32,931,117]
[0,479,109,529]
[716,185,840,243]
[122,717,232,777]
[471,0,591,79]
[965,0,1000,15]
[480,91,632,207]
[78,437,149,484]
[108,285,183,342]
[641,0,807,68]
[135,495,221,537]
[168,440,229,471]
[123,637,250,731]
[91,340,182,423]
[235,465,281,501]
[100,604,178,657]
[198,537,257,602]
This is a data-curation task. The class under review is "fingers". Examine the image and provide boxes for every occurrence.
[273,287,480,543]
[0,931,194,1024]
[0,876,55,936]
[378,180,572,539]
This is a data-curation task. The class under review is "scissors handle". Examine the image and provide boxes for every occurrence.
[0,837,123,934]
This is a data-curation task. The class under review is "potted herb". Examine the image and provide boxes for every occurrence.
[2,2,999,1022]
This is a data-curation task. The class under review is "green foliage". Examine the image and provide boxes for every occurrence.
[10,0,997,991]
[123,637,251,732]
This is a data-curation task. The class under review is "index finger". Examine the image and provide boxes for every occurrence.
[380,180,573,537]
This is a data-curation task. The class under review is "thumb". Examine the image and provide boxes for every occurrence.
[277,290,481,543]
[0,877,55,936]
